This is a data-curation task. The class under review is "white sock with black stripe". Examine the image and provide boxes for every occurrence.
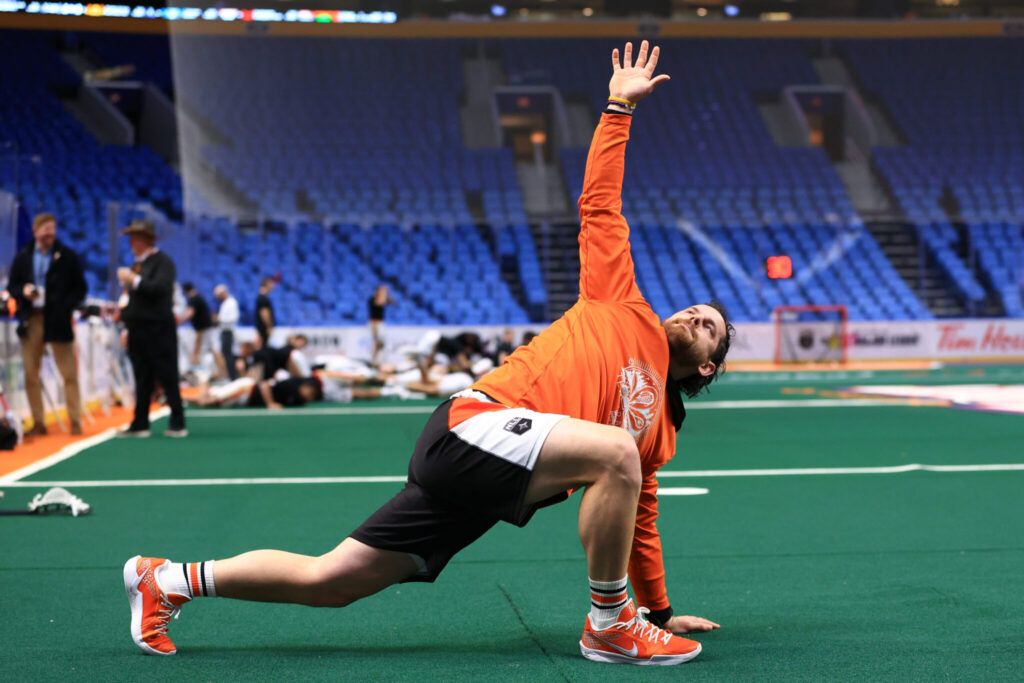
[156,560,218,599]
[589,576,629,630]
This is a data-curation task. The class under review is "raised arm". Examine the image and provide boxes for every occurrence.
[608,41,670,110]
[578,41,670,303]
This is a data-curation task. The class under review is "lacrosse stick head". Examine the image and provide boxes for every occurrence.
[28,487,92,517]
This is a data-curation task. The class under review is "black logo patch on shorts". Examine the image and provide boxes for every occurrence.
[504,417,533,435]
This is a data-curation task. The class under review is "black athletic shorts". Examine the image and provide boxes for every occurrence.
[349,392,567,582]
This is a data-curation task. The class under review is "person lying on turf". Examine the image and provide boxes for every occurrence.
[185,374,324,410]
[123,40,733,666]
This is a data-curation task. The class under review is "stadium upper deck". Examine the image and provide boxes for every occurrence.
[1,20,1021,325]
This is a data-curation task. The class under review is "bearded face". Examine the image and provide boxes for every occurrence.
[662,304,726,380]
[34,220,56,251]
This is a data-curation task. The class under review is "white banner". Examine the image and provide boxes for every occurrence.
[272,319,1024,366]
[930,320,1024,359]
[269,319,1024,363]
[753,318,1024,363]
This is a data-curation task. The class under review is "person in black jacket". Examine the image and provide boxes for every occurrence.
[254,276,276,347]
[367,284,393,366]
[6,212,87,436]
[116,219,186,438]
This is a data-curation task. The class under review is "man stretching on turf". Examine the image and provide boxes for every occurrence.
[124,41,733,666]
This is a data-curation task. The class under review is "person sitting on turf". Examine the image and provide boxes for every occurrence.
[123,41,732,666]
[186,369,399,407]
[415,329,484,381]
[235,334,309,381]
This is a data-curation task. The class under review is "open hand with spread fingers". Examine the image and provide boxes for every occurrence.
[609,40,671,105]
[666,614,721,634]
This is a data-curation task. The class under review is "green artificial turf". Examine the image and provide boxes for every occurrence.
[2,368,1023,680]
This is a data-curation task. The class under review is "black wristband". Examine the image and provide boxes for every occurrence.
[647,605,674,628]
[603,106,633,116]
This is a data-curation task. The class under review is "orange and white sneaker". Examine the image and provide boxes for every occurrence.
[580,599,702,665]
[123,555,191,655]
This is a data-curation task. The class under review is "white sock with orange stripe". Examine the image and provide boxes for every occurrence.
[156,560,218,599]
[589,576,629,630]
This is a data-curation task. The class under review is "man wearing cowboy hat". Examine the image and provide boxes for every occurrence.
[116,219,187,438]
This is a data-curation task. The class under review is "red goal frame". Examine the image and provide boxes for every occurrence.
[773,304,849,365]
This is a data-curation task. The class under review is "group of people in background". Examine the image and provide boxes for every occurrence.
[3,215,264,439]
[180,274,539,412]
[4,212,538,440]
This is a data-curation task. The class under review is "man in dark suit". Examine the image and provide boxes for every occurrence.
[116,219,186,438]
[7,212,87,436]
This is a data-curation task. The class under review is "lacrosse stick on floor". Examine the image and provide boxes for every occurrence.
[0,487,92,517]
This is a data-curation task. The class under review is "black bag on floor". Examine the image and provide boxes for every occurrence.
[0,418,17,450]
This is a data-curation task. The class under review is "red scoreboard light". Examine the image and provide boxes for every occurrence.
[766,255,793,280]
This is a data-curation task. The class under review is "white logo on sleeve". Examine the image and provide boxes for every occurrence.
[609,358,664,443]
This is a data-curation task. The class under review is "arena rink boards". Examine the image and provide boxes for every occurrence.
[2,366,1023,681]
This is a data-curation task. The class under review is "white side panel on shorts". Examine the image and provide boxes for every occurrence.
[450,407,566,471]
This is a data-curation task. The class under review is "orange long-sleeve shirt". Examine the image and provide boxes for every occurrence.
[472,112,677,611]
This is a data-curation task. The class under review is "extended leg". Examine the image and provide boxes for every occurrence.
[124,537,417,656]
[213,537,418,606]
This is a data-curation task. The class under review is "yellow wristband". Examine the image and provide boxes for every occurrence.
[607,96,637,108]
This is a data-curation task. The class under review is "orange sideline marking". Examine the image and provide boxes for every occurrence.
[0,405,145,478]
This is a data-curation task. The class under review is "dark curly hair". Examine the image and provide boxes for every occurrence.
[677,301,735,399]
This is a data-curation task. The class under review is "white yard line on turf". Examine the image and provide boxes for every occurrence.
[184,398,917,419]
[657,463,1024,477]
[658,487,709,496]
[690,399,925,409]
[0,407,170,484]
[0,475,409,487]
[3,462,1023,487]
[186,406,438,417]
